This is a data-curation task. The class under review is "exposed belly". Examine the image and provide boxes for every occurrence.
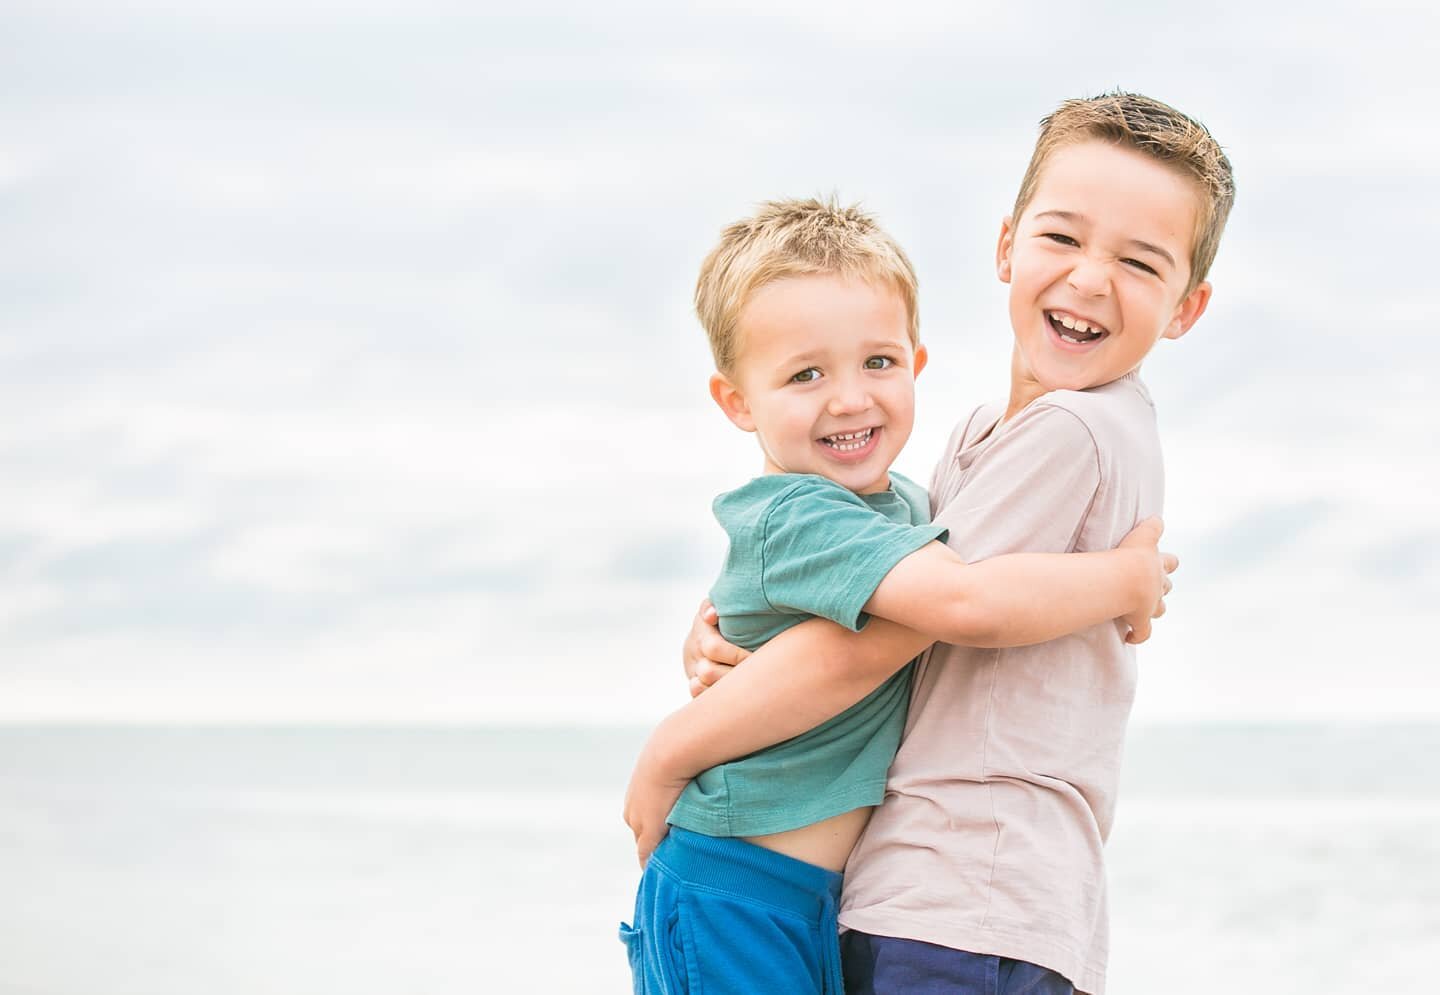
[742,806,873,873]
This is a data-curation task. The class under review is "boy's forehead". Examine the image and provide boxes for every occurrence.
[742,272,911,329]
[735,273,913,359]
[1025,141,1201,265]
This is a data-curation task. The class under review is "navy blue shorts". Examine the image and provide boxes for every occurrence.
[841,930,1075,995]
[620,827,845,995]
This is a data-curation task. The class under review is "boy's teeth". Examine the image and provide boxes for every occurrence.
[825,428,873,451]
[1049,311,1104,342]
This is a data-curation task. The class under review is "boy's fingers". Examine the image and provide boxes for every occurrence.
[1119,516,1163,550]
[1127,616,1152,644]
[637,823,671,868]
[701,634,749,667]
[1152,599,1167,619]
[694,660,735,688]
[1161,552,1179,574]
[702,601,719,625]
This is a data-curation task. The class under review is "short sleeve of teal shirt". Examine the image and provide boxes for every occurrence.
[667,472,948,839]
[709,473,949,651]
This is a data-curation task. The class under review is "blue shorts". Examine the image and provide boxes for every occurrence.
[841,930,1074,995]
[619,826,845,995]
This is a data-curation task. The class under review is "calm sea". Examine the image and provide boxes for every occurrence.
[2,723,1437,994]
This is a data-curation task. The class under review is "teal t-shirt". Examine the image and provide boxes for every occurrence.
[667,472,948,838]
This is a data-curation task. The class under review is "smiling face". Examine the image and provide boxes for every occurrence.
[710,273,926,495]
[998,140,1213,411]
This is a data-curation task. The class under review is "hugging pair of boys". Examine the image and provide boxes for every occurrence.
[621,91,1234,995]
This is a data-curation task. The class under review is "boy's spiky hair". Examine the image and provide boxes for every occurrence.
[1012,91,1235,292]
[695,197,919,374]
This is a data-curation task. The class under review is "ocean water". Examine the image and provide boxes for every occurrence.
[2,724,1438,995]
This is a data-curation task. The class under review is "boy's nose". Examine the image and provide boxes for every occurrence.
[826,380,873,416]
[1067,256,1112,297]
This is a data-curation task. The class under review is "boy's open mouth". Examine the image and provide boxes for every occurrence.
[1046,310,1109,346]
[819,427,876,453]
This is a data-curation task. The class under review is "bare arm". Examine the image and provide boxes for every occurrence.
[866,516,1174,647]
[673,615,925,764]
[625,614,925,863]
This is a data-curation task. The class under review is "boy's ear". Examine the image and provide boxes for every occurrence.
[709,372,756,432]
[1163,281,1212,341]
[996,216,1015,283]
[912,343,929,377]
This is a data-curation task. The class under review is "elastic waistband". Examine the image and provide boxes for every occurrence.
[651,827,843,919]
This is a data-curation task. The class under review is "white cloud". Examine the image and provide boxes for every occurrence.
[2,0,1436,722]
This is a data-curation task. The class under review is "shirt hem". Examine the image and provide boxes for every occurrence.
[837,908,1107,995]
[668,779,888,838]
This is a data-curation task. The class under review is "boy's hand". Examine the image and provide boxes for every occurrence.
[622,748,691,868]
[1117,517,1179,645]
[683,599,750,697]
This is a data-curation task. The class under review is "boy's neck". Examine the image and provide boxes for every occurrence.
[1001,345,1140,422]
[1002,345,1049,422]
[760,459,894,496]
[1003,382,1047,424]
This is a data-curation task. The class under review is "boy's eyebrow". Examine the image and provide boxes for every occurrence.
[1124,238,1175,268]
[1033,210,1176,268]
[775,348,825,366]
[776,338,910,364]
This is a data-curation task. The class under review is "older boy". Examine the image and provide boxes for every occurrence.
[626,92,1234,994]
[621,198,1174,995]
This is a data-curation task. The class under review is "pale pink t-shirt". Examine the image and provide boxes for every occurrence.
[838,373,1163,995]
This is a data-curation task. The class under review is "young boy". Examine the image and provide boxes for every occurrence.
[620,198,1175,995]
[626,92,1234,994]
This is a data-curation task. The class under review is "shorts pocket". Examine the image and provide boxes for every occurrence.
[669,906,701,995]
[618,922,645,994]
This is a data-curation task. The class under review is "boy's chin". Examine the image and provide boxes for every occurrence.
[1028,368,1104,394]
[1028,355,1130,394]
[1047,374,1110,393]
[822,464,894,495]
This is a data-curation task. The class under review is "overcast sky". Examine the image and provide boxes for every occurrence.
[2,0,1436,723]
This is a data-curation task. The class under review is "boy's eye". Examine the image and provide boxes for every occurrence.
[790,367,821,384]
[1043,233,1079,247]
[863,356,894,370]
[1122,258,1158,276]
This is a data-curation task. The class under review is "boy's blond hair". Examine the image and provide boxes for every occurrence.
[695,198,919,374]
[1012,91,1235,293]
